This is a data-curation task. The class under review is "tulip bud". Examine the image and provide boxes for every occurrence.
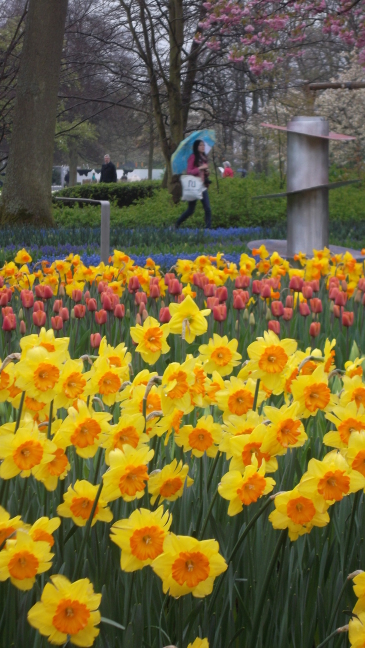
[87,298,97,312]
[329,287,339,301]
[335,292,347,307]
[150,277,159,286]
[71,289,83,303]
[177,294,185,303]
[213,304,227,322]
[330,300,334,312]
[302,285,313,300]
[249,313,255,326]
[84,290,90,301]
[126,308,130,318]
[95,309,107,325]
[243,308,249,320]
[0,293,9,307]
[74,304,86,319]
[59,284,65,297]
[299,302,310,317]
[71,308,75,319]
[334,304,342,318]
[233,294,245,310]
[20,290,34,309]
[285,295,293,309]
[20,320,26,335]
[136,313,142,325]
[2,306,13,317]
[2,315,15,331]
[311,280,320,293]
[268,320,280,335]
[216,286,228,303]
[207,297,220,309]
[51,316,63,331]
[283,307,293,321]
[102,294,113,312]
[142,309,148,321]
[18,308,24,320]
[310,298,323,314]
[289,276,304,292]
[139,302,145,316]
[150,284,160,299]
[309,322,321,338]
[266,307,271,321]
[114,303,125,319]
[135,292,147,306]
[341,280,348,292]
[159,307,171,323]
[355,290,362,303]
[33,310,47,327]
[53,299,62,313]
[260,284,271,299]
[128,276,141,293]
[164,273,176,286]
[358,278,365,292]
[90,333,102,348]
[252,280,262,295]
[342,311,354,327]
[271,301,284,318]
[33,301,45,312]
[169,279,182,296]
[235,275,250,289]
[60,307,69,322]
[204,284,216,298]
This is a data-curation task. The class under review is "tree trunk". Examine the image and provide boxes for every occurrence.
[69,140,78,187]
[0,0,68,226]
[148,109,154,180]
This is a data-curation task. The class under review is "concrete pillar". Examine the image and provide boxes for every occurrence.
[287,116,329,257]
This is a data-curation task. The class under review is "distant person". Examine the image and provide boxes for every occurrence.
[100,154,117,183]
[222,161,234,178]
[91,170,96,183]
[64,170,69,187]
[175,139,212,229]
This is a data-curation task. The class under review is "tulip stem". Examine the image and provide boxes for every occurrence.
[73,479,104,580]
[248,529,288,648]
[253,379,261,412]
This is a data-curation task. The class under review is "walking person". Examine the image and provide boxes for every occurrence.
[176,139,212,229]
[100,154,117,183]
[222,161,234,178]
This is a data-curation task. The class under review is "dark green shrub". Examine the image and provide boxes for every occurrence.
[53,180,161,208]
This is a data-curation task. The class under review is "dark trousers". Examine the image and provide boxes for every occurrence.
[176,189,212,228]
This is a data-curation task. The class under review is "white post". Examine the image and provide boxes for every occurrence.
[100,201,110,264]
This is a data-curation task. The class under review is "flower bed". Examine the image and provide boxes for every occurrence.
[1,245,365,647]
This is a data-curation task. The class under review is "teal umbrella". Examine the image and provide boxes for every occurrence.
[171,129,216,175]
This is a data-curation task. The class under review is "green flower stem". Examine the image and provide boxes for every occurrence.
[46,400,54,439]
[248,528,288,648]
[15,391,25,432]
[326,575,351,635]
[253,378,261,411]
[73,479,104,580]
[92,448,103,485]
[125,571,135,628]
[344,490,361,571]
[18,478,28,515]
[317,627,349,648]
[199,489,219,540]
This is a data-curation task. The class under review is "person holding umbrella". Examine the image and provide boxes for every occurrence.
[174,138,213,229]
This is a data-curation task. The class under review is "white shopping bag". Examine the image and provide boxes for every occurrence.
[180,175,204,201]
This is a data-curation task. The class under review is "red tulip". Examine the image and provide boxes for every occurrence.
[135,292,147,306]
[2,306,13,317]
[164,273,176,286]
[335,292,347,307]
[20,320,26,335]
[213,304,227,322]
[21,290,34,308]
[299,302,310,317]
[283,308,293,321]
[53,299,63,313]
[169,279,182,296]
[216,286,228,303]
[252,280,262,295]
[271,301,284,318]
[334,305,342,319]
[342,311,354,327]
[114,304,125,319]
[310,298,323,314]
[204,284,216,298]
[150,284,160,299]
[309,322,321,337]
[310,280,320,293]
[261,284,271,299]
[87,298,97,312]
[71,289,83,303]
[235,275,250,289]
[90,333,102,348]
[207,297,220,309]
[302,285,313,300]
[159,307,171,323]
[0,293,9,307]
[128,276,141,293]
[329,287,339,301]
[33,301,45,312]
[102,294,113,312]
[97,281,106,294]
[289,276,304,292]
[74,305,86,319]
[60,307,69,321]
[268,320,280,335]
[51,316,63,331]
[285,295,294,308]
[2,314,16,331]
[358,278,365,292]
[33,310,46,327]
[95,309,107,325]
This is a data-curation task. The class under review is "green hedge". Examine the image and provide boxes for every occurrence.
[52,174,365,230]
[53,180,161,208]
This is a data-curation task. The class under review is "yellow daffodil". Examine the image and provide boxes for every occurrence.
[189,362,210,408]
[54,359,90,410]
[20,327,69,357]
[348,610,365,646]
[219,460,275,515]
[97,337,131,374]
[28,575,101,646]
[15,346,64,404]
[247,331,297,393]
[324,403,365,449]
[110,506,172,571]
[151,534,227,598]
[216,376,265,421]
[345,431,365,479]
[54,400,112,459]
[0,530,53,590]
[29,517,61,547]
[291,364,336,418]
[161,358,196,416]
[340,375,365,410]
[176,415,222,458]
[32,436,70,491]
[14,248,32,264]
[101,412,148,464]
[57,480,112,527]
[148,459,193,504]
[269,488,330,541]
[169,295,210,343]
[353,571,365,613]
[344,357,364,379]
[86,357,127,407]
[260,402,307,456]
[198,334,241,377]
[220,412,263,458]
[188,640,209,648]
[205,371,225,405]
[0,506,23,547]
[130,316,170,365]
[298,450,365,509]
[229,424,278,474]
[121,384,165,437]
[102,445,154,502]
[0,420,57,479]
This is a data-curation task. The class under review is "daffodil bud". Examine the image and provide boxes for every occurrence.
[126,308,130,319]
[243,308,249,320]
[249,313,255,326]
[71,308,75,319]
[329,300,334,312]
[266,308,271,321]
[18,308,24,320]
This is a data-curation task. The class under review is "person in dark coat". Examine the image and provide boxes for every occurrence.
[100,154,117,183]
[175,139,212,229]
